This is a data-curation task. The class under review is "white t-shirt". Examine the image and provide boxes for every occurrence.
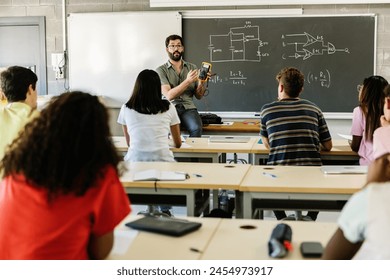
[117,103,180,162]
[338,182,390,259]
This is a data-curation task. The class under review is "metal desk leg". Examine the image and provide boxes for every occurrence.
[242,192,254,219]
[235,191,243,218]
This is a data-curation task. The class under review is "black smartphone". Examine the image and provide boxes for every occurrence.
[300,242,324,258]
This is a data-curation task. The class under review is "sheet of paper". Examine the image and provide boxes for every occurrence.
[111,229,138,255]
[338,133,352,141]
[169,140,192,148]
[208,121,234,126]
[168,135,191,148]
[180,142,192,148]
[133,169,187,181]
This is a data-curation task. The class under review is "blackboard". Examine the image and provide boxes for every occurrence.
[183,15,376,115]
[68,12,182,107]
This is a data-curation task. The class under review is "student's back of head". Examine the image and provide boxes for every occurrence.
[275,67,304,98]
[0,66,37,102]
[126,69,170,114]
[0,91,120,199]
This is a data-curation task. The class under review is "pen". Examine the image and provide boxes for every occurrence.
[190,247,202,253]
[262,172,277,178]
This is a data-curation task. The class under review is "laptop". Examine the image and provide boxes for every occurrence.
[321,165,368,174]
[125,216,202,237]
[209,136,251,143]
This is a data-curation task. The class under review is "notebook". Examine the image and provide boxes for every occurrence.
[133,169,187,181]
[125,216,202,237]
[209,136,251,143]
[321,165,368,174]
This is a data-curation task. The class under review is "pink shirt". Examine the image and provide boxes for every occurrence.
[0,166,131,260]
[351,106,373,165]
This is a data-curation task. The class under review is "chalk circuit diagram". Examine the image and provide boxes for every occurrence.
[206,25,346,88]
[281,32,349,60]
[207,22,269,62]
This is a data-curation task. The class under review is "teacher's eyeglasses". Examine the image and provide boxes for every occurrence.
[357,84,363,92]
[168,45,183,50]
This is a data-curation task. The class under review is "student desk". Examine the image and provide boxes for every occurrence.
[201,219,337,260]
[113,136,358,165]
[250,139,359,165]
[113,136,257,164]
[112,136,127,153]
[320,139,359,162]
[108,215,222,260]
[109,215,337,260]
[172,137,257,163]
[202,120,260,135]
[237,165,366,219]
[120,162,251,217]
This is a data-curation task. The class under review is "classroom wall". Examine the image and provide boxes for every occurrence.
[2,1,390,136]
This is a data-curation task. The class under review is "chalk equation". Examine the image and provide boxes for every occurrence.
[209,70,247,86]
[208,21,269,63]
[281,32,349,60]
[306,69,331,88]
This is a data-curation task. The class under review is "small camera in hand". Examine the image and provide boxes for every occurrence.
[198,62,212,81]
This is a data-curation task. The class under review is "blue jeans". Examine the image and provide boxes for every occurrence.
[175,104,202,137]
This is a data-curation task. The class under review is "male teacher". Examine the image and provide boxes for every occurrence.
[156,34,208,137]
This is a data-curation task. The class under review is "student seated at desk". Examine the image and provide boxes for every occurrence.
[350,75,388,165]
[0,66,39,161]
[117,69,182,216]
[117,69,181,162]
[259,67,332,221]
[0,92,131,260]
[323,127,390,259]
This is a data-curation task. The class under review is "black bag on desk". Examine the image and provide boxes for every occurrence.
[200,113,222,125]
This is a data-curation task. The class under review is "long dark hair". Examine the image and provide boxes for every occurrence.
[359,75,388,141]
[125,69,170,114]
[0,91,121,199]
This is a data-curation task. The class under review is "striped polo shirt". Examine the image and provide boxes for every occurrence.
[260,98,331,166]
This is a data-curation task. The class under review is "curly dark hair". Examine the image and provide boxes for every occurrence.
[0,91,121,200]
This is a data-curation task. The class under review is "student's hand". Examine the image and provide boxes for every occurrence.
[366,154,390,184]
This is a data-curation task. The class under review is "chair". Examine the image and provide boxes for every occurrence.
[137,205,172,217]
[282,211,313,221]
[228,153,248,164]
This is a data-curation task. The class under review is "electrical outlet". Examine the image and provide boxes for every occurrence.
[55,70,64,80]
[52,53,65,80]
